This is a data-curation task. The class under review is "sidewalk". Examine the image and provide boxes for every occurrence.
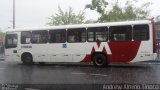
[140,59,160,64]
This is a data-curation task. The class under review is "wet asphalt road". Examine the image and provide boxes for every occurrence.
[0,61,160,85]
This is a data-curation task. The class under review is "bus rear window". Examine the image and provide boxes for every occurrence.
[133,24,149,41]
[5,34,18,48]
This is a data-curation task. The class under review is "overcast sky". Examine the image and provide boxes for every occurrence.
[0,0,160,30]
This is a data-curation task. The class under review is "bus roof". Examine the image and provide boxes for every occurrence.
[6,20,152,32]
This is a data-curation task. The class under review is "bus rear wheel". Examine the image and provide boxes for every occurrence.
[93,54,108,67]
[22,53,33,65]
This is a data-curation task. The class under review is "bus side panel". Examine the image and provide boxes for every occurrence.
[48,43,72,62]
[131,24,156,62]
[5,32,21,63]
[29,44,50,62]
[5,49,21,63]
[107,41,141,62]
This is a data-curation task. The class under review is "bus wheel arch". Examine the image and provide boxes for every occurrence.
[21,52,33,65]
[92,52,108,67]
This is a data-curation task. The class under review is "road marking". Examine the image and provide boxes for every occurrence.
[71,72,86,75]
[71,72,107,77]
[0,68,6,70]
[25,88,40,90]
[89,74,108,77]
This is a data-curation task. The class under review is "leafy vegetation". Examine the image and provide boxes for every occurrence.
[86,0,151,22]
[47,6,85,26]
[47,0,151,25]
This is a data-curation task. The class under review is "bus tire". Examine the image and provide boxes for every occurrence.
[39,62,45,65]
[22,53,33,65]
[93,54,107,67]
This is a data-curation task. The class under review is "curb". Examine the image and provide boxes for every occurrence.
[0,58,4,61]
[139,60,160,64]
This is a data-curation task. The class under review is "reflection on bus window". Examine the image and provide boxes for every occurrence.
[5,34,18,48]
[21,31,31,44]
[109,25,132,41]
[49,29,66,43]
[87,27,108,42]
[133,24,149,41]
[31,30,48,44]
[67,28,86,43]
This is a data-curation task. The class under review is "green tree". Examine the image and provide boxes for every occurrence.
[47,6,86,26]
[85,0,108,15]
[86,0,151,22]
[85,0,108,22]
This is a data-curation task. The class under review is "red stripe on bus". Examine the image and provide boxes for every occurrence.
[151,20,156,53]
[96,42,101,48]
[81,41,141,63]
[107,41,141,62]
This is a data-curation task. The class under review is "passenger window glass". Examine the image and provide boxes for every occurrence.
[133,24,149,41]
[49,29,66,43]
[5,34,18,48]
[21,31,31,44]
[109,25,132,41]
[31,30,48,44]
[87,27,108,42]
[67,28,86,43]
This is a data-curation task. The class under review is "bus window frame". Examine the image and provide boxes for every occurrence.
[133,24,150,41]
[5,34,18,49]
[109,25,132,42]
[21,31,31,44]
[49,29,66,43]
[31,30,49,44]
[87,27,108,42]
[67,28,86,43]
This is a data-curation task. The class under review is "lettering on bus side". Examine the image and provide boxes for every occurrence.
[21,45,32,48]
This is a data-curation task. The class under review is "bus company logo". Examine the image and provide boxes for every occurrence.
[81,42,112,62]
[91,42,112,55]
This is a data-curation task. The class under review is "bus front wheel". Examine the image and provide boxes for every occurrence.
[22,53,33,65]
[93,54,108,67]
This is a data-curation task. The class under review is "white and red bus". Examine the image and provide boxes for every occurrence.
[5,20,157,67]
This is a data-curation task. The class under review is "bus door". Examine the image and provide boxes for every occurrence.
[5,33,19,61]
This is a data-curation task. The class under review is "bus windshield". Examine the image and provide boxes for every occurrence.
[5,34,18,49]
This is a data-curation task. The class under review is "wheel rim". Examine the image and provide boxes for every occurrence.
[23,55,32,64]
[25,57,31,63]
[95,57,104,66]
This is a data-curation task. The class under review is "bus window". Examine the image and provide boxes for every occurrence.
[49,29,66,43]
[133,24,149,41]
[109,25,132,41]
[5,34,18,48]
[21,31,31,44]
[67,28,86,43]
[87,27,108,42]
[31,30,48,44]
